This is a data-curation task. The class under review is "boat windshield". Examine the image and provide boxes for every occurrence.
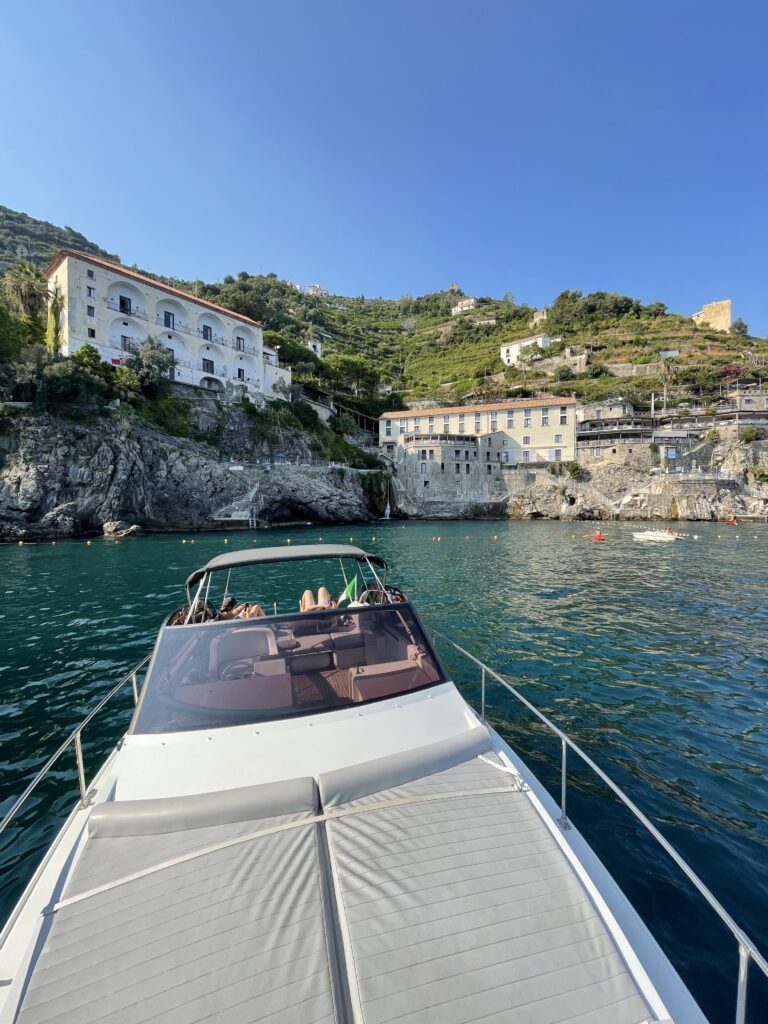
[131,603,445,733]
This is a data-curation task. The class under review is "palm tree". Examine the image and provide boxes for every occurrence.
[2,260,48,319]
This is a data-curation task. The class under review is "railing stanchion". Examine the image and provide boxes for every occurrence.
[735,944,749,1024]
[559,738,570,829]
[481,667,486,723]
[130,672,139,705]
[74,732,87,807]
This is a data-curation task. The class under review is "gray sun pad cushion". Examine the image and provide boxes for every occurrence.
[15,779,338,1024]
[325,754,654,1024]
[318,725,492,809]
[88,775,318,837]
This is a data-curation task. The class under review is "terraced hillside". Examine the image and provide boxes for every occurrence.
[1,204,766,411]
[191,277,768,411]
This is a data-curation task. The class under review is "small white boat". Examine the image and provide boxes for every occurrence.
[0,543,764,1024]
[633,529,681,543]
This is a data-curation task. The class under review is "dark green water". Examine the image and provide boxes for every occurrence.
[1,521,767,1022]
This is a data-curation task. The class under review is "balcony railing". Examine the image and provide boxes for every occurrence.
[196,363,255,384]
[197,328,226,344]
[154,314,193,335]
[104,298,149,320]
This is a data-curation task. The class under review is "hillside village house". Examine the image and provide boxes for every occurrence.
[450,297,477,316]
[379,397,577,466]
[45,251,292,401]
[500,333,557,366]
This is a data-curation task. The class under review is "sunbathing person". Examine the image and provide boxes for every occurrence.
[299,587,336,612]
[219,596,265,620]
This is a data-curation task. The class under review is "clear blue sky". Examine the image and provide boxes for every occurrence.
[2,1,767,331]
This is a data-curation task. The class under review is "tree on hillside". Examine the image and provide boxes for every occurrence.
[45,286,64,359]
[731,318,749,337]
[0,303,25,363]
[641,302,667,318]
[2,260,48,319]
[122,337,175,397]
[553,364,575,381]
[70,343,118,391]
[323,353,380,397]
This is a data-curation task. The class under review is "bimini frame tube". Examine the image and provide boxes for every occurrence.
[184,575,206,625]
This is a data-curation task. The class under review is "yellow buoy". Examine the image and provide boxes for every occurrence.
[18,540,23,546]
[182,539,186,544]
[86,540,91,545]
[287,538,292,544]
[223,538,229,545]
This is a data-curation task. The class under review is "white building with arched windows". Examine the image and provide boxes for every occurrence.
[45,250,292,401]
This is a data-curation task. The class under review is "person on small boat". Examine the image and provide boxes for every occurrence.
[300,587,336,612]
[219,596,265,619]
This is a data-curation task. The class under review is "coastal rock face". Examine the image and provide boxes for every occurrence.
[0,414,372,540]
[102,520,142,537]
[392,430,768,522]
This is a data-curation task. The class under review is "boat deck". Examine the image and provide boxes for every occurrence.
[11,729,661,1024]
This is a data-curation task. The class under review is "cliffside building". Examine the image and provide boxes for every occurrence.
[45,250,291,401]
[691,299,732,333]
[379,397,577,465]
[500,333,556,366]
[450,297,477,316]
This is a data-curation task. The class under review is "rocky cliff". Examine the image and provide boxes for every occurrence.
[0,413,374,540]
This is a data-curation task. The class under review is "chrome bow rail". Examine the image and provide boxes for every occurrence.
[430,628,768,1024]
[0,655,151,839]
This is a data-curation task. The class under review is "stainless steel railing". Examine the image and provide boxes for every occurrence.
[430,627,768,1024]
[0,655,151,838]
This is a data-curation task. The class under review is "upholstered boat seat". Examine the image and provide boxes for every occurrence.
[208,625,277,677]
[350,643,425,700]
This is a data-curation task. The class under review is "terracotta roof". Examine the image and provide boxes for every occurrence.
[44,250,263,328]
[380,396,576,419]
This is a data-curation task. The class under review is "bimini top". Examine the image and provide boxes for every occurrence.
[186,543,387,590]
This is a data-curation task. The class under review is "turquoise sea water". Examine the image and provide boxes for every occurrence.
[1,521,767,1022]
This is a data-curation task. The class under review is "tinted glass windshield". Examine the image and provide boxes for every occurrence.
[132,604,444,733]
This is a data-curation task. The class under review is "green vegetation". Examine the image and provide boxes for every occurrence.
[0,205,118,266]
[752,466,768,485]
[3,204,768,430]
[739,427,765,443]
